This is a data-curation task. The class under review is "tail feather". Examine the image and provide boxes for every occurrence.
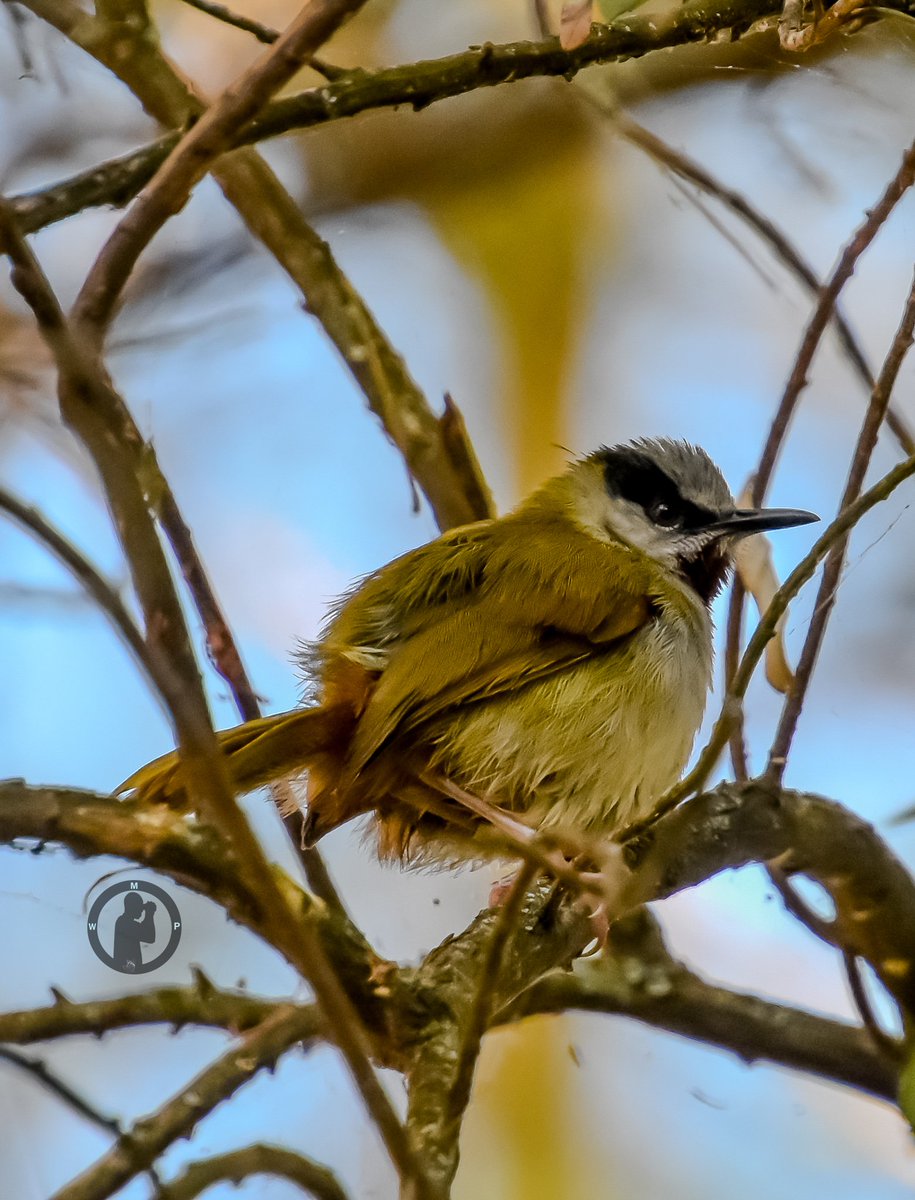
[118,705,349,807]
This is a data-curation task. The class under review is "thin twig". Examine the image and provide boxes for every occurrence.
[156,1144,350,1200]
[156,490,345,909]
[842,950,904,1063]
[625,446,915,832]
[613,114,915,460]
[766,266,915,779]
[0,1047,123,1137]
[768,864,838,943]
[0,485,164,709]
[176,0,279,43]
[733,115,915,438]
[446,864,538,1126]
[174,0,347,78]
[720,133,915,784]
[723,576,751,778]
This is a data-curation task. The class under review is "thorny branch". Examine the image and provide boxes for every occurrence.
[0,978,299,1044]
[1,776,909,1192]
[51,1005,322,1200]
[12,0,915,240]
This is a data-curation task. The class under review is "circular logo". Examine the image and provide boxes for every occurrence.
[87,880,182,974]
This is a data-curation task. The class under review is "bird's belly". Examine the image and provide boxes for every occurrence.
[429,616,712,836]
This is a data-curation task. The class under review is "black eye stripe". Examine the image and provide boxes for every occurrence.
[601,449,713,530]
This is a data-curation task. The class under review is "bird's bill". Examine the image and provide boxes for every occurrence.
[705,508,820,536]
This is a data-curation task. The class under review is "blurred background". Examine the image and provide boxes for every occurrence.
[2,0,915,1195]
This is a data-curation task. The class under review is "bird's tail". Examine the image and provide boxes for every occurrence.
[118,705,351,808]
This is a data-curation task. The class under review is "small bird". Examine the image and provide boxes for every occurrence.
[122,439,816,865]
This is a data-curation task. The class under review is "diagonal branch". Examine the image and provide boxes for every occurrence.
[403,881,591,1192]
[0,202,242,832]
[766,267,915,778]
[719,134,915,775]
[611,114,915,459]
[444,863,538,1132]
[17,0,492,532]
[71,0,371,343]
[0,1047,124,1137]
[0,485,162,709]
[0,779,404,1063]
[50,1005,320,1200]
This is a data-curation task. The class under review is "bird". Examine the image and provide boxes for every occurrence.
[121,439,816,867]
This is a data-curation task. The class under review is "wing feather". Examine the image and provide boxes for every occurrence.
[340,516,658,778]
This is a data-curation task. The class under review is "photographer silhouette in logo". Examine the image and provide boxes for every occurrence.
[112,892,156,971]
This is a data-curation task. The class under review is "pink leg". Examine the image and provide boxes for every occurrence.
[419,771,536,845]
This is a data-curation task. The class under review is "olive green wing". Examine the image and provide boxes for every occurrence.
[344,524,658,778]
[312,519,497,679]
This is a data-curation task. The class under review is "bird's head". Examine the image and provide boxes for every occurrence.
[559,438,818,603]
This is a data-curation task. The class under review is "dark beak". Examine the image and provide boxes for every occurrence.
[705,508,819,537]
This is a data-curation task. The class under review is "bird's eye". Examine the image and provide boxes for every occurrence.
[648,499,682,527]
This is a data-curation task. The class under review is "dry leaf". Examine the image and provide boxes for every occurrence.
[734,480,795,694]
[560,1,594,49]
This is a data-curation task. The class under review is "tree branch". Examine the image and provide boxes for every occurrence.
[0,202,245,834]
[70,0,372,343]
[611,113,915,459]
[0,977,300,1044]
[156,1144,349,1200]
[0,1047,124,1137]
[0,205,425,1196]
[502,907,899,1102]
[0,781,404,1064]
[50,1005,320,1200]
[17,0,493,531]
[718,133,915,780]
[401,880,592,1191]
[11,0,796,239]
[766,267,915,777]
[625,780,915,1016]
[0,484,162,708]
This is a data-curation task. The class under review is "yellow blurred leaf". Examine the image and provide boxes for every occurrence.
[424,109,609,494]
[734,480,795,694]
